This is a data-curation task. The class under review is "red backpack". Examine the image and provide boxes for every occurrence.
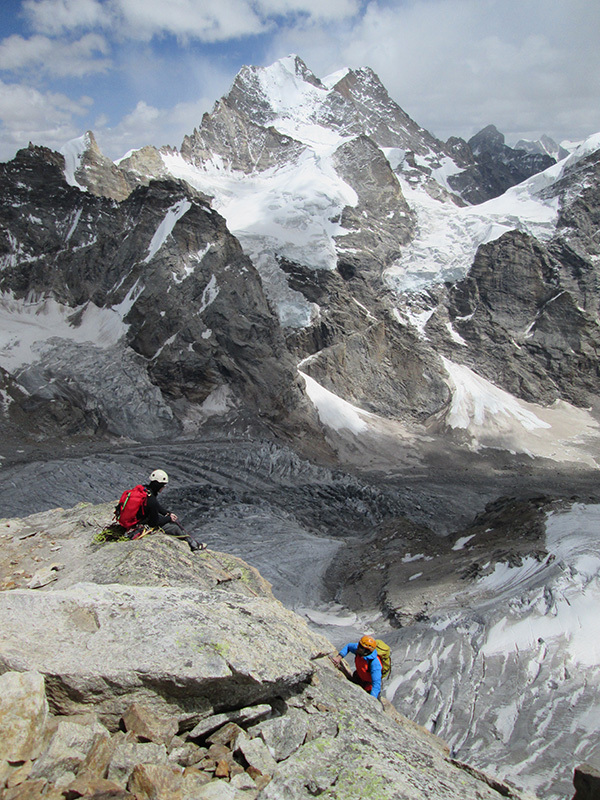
[115,485,149,529]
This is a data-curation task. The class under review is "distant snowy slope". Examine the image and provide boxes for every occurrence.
[384,132,600,293]
[388,503,600,799]
[60,133,91,191]
[162,146,357,326]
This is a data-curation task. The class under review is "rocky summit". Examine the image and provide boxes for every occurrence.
[0,502,538,800]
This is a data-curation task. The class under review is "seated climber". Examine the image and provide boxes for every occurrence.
[331,635,383,699]
[116,469,206,552]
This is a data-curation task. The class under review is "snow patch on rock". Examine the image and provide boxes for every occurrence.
[0,293,128,370]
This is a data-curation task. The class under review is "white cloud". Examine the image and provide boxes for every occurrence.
[23,0,109,34]
[256,0,361,22]
[1,0,599,162]
[0,79,91,159]
[0,33,110,77]
[21,0,362,42]
[93,95,216,159]
[23,0,269,41]
[112,0,268,42]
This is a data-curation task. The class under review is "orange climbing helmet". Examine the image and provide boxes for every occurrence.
[358,635,377,652]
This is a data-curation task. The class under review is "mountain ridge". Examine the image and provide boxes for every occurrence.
[1,57,600,468]
[2,55,600,799]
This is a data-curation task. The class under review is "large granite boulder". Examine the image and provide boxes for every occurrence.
[0,581,330,729]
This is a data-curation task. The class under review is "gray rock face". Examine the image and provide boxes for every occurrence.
[446,125,556,204]
[67,131,137,201]
[549,149,600,274]
[332,134,414,273]
[0,144,310,445]
[63,133,172,201]
[118,145,171,184]
[424,149,600,410]
[181,101,306,173]
[297,311,451,421]
[0,581,330,728]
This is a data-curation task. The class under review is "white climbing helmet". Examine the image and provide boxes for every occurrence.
[149,469,169,485]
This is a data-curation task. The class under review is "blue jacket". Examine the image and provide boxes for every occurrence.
[339,642,382,698]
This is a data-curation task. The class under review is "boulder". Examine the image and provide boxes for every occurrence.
[122,704,178,746]
[252,708,309,761]
[2,778,51,800]
[0,672,49,762]
[127,763,184,800]
[0,760,11,785]
[107,739,168,786]
[29,719,111,785]
[235,737,277,777]
[213,758,229,778]
[73,733,117,782]
[230,771,259,797]
[167,741,207,768]
[206,723,246,749]
[63,775,123,797]
[181,768,211,797]
[188,706,271,741]
[5,761,33,788]
[191,781,236,800]
[27,563,65,589]
[0,584,331,729]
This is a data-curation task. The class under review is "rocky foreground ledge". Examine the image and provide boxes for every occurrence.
[0,502,539,800]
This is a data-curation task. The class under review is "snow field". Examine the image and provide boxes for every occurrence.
[481,504,600,668]
[60,133,91,191]
[385,502,600,797]
[299,371,370,434]
[385,132,600,295]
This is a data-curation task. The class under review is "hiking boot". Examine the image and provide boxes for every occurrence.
[188,538,207,552]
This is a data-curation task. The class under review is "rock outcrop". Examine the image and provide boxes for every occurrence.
[419,146,600,413]
[63,131,138,201]
[0,501,537,800]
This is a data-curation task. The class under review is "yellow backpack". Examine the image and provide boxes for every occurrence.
[375,639,392,678]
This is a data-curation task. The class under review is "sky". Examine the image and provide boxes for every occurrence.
[0,0,598,162]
